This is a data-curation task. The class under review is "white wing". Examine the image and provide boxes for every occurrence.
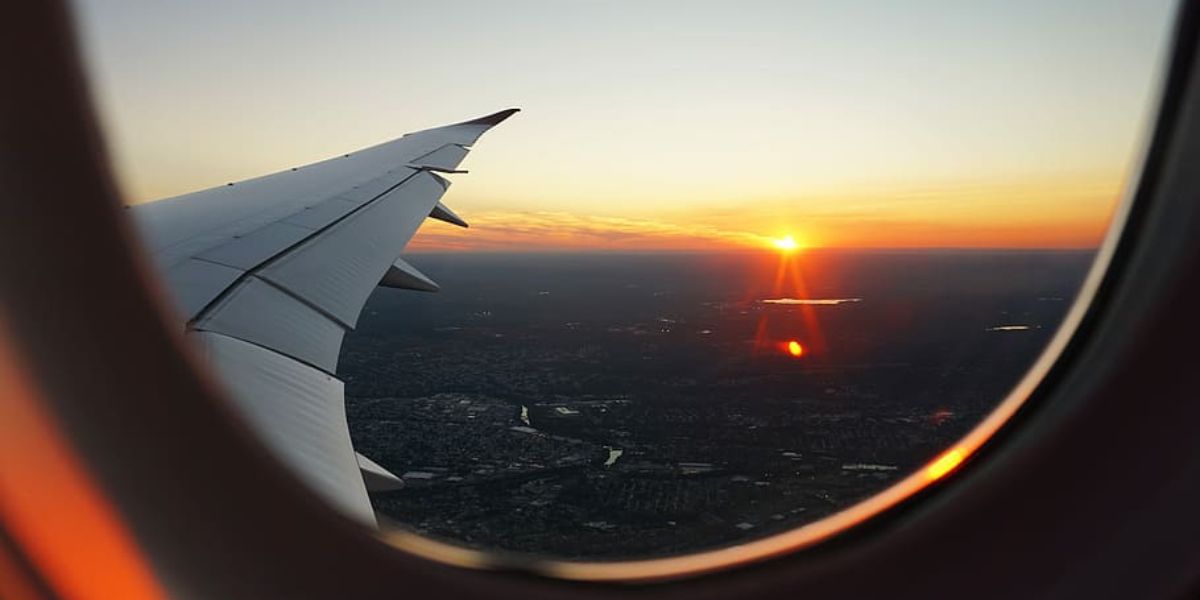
[128,109,518,525]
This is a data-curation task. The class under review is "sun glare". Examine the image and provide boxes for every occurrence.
[772,235,800,252]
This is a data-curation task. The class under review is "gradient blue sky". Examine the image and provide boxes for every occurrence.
[74,0,1176,249]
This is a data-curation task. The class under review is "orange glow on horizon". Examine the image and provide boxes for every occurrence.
[925,447,968,481]
[786,340,805,357]
[405,176,1117,253]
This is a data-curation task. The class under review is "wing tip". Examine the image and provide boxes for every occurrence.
[459,108,521,127]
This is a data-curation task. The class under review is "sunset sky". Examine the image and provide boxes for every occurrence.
[74,0,1175,251]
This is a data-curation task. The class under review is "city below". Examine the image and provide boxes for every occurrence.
[340,249,1090,559]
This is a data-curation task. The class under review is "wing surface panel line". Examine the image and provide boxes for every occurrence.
[186,167,424,327]
[250,274,354,331]
[195,320,339,377]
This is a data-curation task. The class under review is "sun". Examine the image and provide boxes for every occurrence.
[772,235,801,252]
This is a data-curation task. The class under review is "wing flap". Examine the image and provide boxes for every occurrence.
[193,331,374,526]
[259,171,448,328]
[194,277,346,373]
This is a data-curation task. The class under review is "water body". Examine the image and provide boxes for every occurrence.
[841,463,900,471]
[761,297,863,306]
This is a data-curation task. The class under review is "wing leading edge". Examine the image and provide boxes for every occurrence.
[130,109,518,525]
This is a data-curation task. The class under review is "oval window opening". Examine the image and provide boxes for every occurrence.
[76,0,1178,581]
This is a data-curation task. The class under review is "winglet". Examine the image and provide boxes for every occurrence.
[457,108,521,127]
[380,258,439,292]
[429,201,469,228]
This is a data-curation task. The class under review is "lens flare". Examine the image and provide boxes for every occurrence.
[786,340,804,357]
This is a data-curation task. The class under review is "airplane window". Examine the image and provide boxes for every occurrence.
[72,0,1176,575]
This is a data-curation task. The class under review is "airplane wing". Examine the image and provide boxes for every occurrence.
[127,109,519,526]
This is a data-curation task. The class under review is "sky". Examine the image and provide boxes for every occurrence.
[73,0,1177,251]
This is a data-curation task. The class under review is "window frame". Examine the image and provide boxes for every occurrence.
[2,0,1199,597]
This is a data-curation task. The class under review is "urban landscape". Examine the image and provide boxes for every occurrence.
[341,250,1090,558]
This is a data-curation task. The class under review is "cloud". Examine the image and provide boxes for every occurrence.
[408,175,1120,252]
[408,210,773,252]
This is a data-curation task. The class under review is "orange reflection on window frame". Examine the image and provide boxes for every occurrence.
[0,328,165,600]
[925,447,968,481]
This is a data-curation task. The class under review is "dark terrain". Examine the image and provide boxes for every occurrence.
[340,249,1092,559]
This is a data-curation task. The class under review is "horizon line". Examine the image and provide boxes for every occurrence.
[405,246,1102,255]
